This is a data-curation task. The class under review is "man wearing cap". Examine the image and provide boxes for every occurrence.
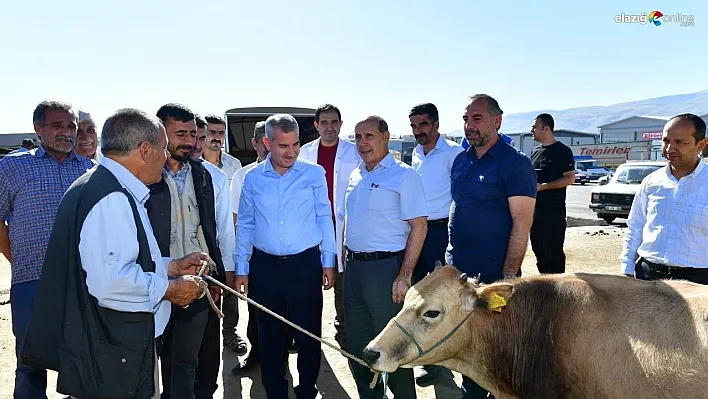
[341,115,427,399]
[75,110,101,161]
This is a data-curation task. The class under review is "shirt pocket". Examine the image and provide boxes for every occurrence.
[469,174,504,202]
[367,187,398,211]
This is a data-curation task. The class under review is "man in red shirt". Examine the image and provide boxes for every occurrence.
[299,104,360,349]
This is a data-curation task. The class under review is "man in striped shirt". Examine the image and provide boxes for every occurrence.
[0,100,94,398]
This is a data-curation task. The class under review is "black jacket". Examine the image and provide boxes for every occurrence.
[21,165,157,399]
[145,159,226,285]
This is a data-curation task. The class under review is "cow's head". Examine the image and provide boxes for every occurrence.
[362,265,515,372]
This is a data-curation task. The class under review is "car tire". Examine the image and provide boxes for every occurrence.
[581,181,586,185]
[599,215,616,224]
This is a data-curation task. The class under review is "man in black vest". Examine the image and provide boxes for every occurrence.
[21,108,206,399]
[146,104,230,399]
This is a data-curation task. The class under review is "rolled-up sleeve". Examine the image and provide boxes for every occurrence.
[79,192,168,313]
[234,174,256,275]
[399,169,428,220]
[312,166,336,268]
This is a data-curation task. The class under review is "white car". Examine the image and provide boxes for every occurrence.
[589,161,666,224]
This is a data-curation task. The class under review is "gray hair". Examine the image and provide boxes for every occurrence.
[469,94,503,117]
[254,121,267,143]
[101,108,162,155]
[264,114,299,140]
[32,100,76,125]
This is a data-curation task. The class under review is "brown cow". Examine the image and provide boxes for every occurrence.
[363,265,708,399]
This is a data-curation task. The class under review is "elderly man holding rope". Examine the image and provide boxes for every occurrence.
[233,113,337,399]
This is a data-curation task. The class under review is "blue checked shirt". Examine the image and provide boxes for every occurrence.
[0,146,95,285]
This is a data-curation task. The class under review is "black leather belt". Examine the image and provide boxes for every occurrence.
[640,257,705,275]
[253,246,317,262]
[349,250,404,261]
[428,218,449,226]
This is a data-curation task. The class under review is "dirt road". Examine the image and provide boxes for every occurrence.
[0,225,626,399]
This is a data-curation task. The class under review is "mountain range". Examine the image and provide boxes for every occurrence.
[446,89,708,136]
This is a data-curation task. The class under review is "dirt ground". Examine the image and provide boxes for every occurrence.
[0,225,626,399]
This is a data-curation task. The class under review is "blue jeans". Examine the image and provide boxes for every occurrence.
[11,280,48,399]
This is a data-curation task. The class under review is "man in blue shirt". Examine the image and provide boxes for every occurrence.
[447,94,537,399]
[233,114,337,399]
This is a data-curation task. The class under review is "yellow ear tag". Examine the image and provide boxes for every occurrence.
[487,292,507,312]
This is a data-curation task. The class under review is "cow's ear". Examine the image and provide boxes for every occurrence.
[476,283,515,313]
[434,260,444,270]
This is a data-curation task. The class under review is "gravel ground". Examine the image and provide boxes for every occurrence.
[0,224,627,399]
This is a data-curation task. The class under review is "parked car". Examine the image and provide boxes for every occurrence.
[597,174,611,185]
[574,156,611,181]
[575,171,590,185]
[589,161,666,224]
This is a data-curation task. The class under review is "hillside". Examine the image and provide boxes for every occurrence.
[447,90,708,136]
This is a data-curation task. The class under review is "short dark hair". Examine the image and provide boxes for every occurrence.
[409,103,439,123]
[156,103,195,125]
[359,115,388,134]
[670,113,707,142]
[33,100,76,125]
[195,114,208,129]
[535,113,555,132]
[102,108,161,155]
[205,114,226,125]
[469,94,503,117]
[315,104,341,123]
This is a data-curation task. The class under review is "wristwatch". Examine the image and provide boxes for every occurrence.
[503,274,515,280]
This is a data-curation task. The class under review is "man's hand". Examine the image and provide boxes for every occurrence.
[233,275,249,295]
[392,273,411,304]
[537,183,545,192]
[169,252,211,277]
[164,276,203,307]
[322,268,335,290]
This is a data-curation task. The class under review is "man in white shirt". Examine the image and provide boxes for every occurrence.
[299,104,360,350]
[620,113,708,284]
[408,103,464,385]
[229,121,269,375]
[203,114,242,187]
[190,114,238,397]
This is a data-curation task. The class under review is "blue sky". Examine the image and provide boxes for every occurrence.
[1,0,706,137]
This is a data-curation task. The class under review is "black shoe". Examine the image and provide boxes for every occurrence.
[414,365,442,386]
[224,335,248,356]
[231,356,260,376]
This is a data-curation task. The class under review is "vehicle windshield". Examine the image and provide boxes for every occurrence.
[578,160,602,169]
[613,165,663,184]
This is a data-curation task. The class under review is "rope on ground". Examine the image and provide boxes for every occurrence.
[201,273,388,391]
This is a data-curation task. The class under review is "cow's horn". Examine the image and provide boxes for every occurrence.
[459,273,468,285]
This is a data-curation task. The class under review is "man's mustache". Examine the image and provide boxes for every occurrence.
[56,136,75,144]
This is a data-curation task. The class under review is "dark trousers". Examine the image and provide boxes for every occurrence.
[160,297,209,399]
[250,247,323,399]
[246,299,260,360]
[334,266,346,347]
[530,208,566,274]
[222,292,239,338]
[11,280,48,399]
[636,259,708,284]
[194,297,221,399]
[344,253,416,399]
[412,219,449,285]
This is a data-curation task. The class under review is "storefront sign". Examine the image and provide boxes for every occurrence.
[642,131,663,140]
